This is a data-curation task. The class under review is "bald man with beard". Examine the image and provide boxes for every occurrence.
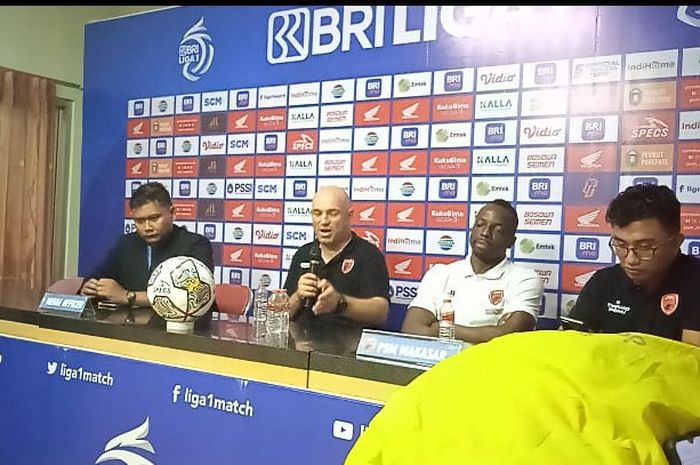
[284,186,390,328]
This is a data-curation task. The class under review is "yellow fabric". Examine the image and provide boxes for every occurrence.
[345,331,700,465]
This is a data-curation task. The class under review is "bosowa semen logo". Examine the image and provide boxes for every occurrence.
[179,17,214,82]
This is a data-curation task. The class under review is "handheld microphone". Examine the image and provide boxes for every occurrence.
[302,245,322,311]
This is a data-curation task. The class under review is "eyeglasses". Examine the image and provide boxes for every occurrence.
[608,235,676,261]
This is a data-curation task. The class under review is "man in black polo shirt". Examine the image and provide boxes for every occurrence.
[80,182,214,326]
[284,186,390,327]
[568,184,700,347]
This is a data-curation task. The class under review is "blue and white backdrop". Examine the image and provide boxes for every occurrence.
[80,6,700,327]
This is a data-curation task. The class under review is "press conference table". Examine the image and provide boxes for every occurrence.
[0,305,422,402]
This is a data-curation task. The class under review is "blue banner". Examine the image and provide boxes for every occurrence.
[80,5,700,325]
[0,335,380,464]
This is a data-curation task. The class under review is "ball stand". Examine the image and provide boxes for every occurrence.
[166,320,195,334]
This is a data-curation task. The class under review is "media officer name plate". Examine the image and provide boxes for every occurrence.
[38,293,95,319]
[356,329,468,370]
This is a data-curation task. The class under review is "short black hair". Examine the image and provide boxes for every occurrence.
[129,182,172,210]
[605,184,680,234]
[489,199,519,232]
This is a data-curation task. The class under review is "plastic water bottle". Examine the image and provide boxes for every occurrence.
[438,298,456,340]
[267,289,290,336]
[253,278,270,336]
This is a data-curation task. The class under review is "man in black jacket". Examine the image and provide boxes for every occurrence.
[81,182,214,325]
[568,184,700,347]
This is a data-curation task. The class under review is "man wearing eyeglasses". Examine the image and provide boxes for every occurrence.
[567,184,700,347]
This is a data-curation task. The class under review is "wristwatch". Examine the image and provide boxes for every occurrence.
[336,292,348,314]
[125,290,136,307]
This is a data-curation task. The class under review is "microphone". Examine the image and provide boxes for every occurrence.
[302,245,322,311]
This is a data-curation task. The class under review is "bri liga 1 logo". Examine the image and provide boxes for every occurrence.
[179,17,215,82]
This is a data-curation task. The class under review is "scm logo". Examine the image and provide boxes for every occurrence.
[286,231,308,241]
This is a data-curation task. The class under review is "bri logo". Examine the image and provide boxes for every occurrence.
[133,100,145,116]
[401,127,419,147]
[264,135,278,151]
[529,178,551,200]
[365,79,382,98]
[581,118,605,141]
[203,224,216,240]
[485,122,505,144]
[444,71,463,92]
[236,91,250,108]
[293,180,307,197]
[229,269,243,284]
[689,241,700,256]
[439,179,458,199]
[633,176,658,186]
[576,237,599,260]
[534,62,556,85]
[179,17,214,82]
[182,96,194,112]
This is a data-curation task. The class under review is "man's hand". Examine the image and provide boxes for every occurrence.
[93,278,128,305]
[296,272,320,301]
[80,278,100,297]
[312,279,341,315]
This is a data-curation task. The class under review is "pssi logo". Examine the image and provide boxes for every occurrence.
[179,17,214,82]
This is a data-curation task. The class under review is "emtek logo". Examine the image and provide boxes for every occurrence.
[179,17,214,82]
[485,123,505,144]
[529,178,551,200]
[576,238,599,260]
[95,417,155,465]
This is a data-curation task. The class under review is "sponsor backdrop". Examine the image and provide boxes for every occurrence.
[80,6,700,326]
[0,334,379,464]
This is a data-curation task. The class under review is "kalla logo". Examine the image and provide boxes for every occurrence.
[95,417,155,465]
[179,17,214,82]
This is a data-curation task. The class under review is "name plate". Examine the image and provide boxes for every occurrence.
[356,329,468,370]
[38,293,95,319]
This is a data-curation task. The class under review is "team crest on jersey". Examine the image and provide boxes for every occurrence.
[489,290,504,306]
[341,258,355,274]
[660,293,679,315]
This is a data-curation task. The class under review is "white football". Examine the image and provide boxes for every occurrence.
[147,256,215,322]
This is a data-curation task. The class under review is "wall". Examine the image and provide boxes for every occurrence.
[0,6,165,277]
